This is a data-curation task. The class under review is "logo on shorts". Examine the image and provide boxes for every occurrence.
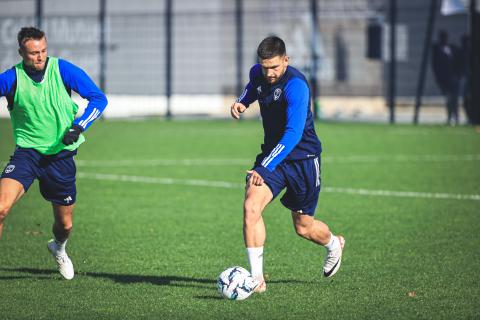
[64,196,73,204]
[273,88,282,101]
[4,165,15,174]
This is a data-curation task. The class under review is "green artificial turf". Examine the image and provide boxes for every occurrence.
[0,119,479,319]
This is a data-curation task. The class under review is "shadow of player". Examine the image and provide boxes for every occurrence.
[0,267,215,288]
[0,267,307,290]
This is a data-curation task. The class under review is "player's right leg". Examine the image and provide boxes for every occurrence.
[1,147,41,238]
[0,178,25,238]
[243,182,273,293]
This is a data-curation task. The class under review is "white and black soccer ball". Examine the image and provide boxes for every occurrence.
[217,266,257,300]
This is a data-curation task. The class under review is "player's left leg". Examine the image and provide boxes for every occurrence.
[47,203,75,280]
[282,157,345,277]
[52,203,74,243]
[291,212,345,277]
[40,150,77,280]
[291,212,330,245]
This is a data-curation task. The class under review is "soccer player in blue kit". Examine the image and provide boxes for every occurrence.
[230,36,345,292]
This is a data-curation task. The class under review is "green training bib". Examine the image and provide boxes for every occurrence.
[10,57,84,155]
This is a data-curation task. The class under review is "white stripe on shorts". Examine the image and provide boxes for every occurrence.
[314,157,320,187]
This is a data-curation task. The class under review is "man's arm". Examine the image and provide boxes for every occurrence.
[59,59,108,131]
[257,78,309,175]
[237,64,261,107]
[231,65,261,119]
[236,81,257,108]
[0,68,16,98]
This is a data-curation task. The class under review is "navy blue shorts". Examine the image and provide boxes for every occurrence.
[250,156,321,216]
[1,147,77,206]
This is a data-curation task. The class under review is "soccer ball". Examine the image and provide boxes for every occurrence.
[217,266,257,300]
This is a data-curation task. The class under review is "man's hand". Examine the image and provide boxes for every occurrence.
[62,125,84,145]
[231,102,247,119]
[247,170,264,186]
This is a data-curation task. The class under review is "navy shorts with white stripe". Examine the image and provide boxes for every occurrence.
[249,156,321,216]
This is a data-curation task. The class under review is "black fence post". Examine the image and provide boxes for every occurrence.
[235,0,243,98]
[165,0,173,119]
[36,0,43,29]
[388,0,397,124]
[470,0,480,124]
[99,0,107,93]
[310,0,320,119]
[413,0,437,124]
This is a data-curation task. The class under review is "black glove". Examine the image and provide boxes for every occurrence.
[62,125,84,145]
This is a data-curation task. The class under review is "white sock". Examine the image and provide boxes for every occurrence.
[324,233,338,251]
[246,247,264,280]
[55,239,67,254]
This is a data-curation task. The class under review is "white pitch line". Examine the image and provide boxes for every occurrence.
[77,172,243,189]
[323,154,480,164]
[77,172,480,201]
[74,159,250,167]
[2,154,479,168]
[71,154,480,167]
[323,187,480,201]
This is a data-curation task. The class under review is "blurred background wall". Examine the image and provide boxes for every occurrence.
[0,0,474,122]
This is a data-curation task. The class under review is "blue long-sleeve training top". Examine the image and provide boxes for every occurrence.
[238,64,322,173]
[0,57,107,131]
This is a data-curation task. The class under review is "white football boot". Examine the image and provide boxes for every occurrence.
[323,235,345,278]
[47,239,74,280]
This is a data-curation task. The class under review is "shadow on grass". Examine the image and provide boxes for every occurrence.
[0,267,214,288]
[0,267,306,289]
[0,268,55,280]
[0,275,40,280]
[194,295,224,300]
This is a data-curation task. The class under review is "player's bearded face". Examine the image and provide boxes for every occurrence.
[261,55,289,84]
[19,37,48,71]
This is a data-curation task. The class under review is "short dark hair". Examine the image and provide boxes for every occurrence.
[18,27,45,48]
[257,36,286,59]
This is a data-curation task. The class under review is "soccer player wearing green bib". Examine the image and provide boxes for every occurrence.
[0,27,108,280]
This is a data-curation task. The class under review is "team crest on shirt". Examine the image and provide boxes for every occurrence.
[4,165,15,174]
[257,85,262,94]
[274,88,282,101]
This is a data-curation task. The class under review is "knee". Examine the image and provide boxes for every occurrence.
[63,223,73,233]
[0,202,12,222]
[243,200,262,225]
[294,224,311,239]
[55,219,73,233]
